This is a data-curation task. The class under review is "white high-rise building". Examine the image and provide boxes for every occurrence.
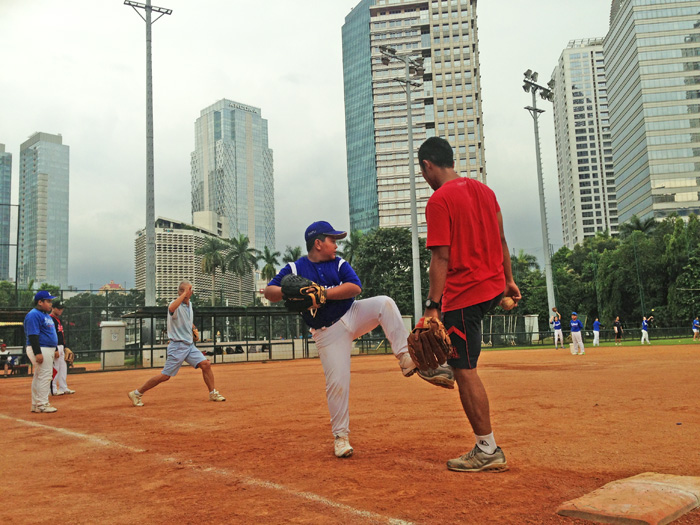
[342,0,486,233]
[18,132,69,287]
[552,38,619,248]
[0,144,11,281]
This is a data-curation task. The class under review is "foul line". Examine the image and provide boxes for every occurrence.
[1,414,414,525]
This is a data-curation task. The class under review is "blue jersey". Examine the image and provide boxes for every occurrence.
[24,308,58,347]
[269,256,362,330]
[693,319,699,329]
[593,320,601,331]
[570,319,583,333]
[553,318,561,330]
[642,319,649,330]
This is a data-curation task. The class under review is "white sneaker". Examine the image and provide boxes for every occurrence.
[398,352,417,377]
[55,390,66,396]
[35,404,57,413]
[334,435,353,458]
[209,389,226,402]
[64,388,76,394]
[128,390,144,407]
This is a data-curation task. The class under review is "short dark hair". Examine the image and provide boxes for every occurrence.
[418,136,454,169]
[306,234,326,252]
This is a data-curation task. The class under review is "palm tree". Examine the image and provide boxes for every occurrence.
[511,249,539,280]
[282,245,303,264]
[226,234,259,305]
[259,246,281,283]
[619,215,657,239]
[337,230,364,265]
[195,238,228,306]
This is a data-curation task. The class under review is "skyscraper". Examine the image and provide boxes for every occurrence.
[191,99,274,255]
[18,132,69,287]
[0,144,11,281]
[342,0,486,234]
[552,38,619,248]
[605,0,700,222]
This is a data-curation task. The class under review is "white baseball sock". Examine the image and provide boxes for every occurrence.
[475,432,497,454]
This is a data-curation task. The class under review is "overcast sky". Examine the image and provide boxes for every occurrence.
[0,0,612,290]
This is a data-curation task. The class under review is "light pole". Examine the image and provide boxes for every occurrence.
[522,69,556,313]
[124,0,172,307]
[0,202,20,305]
[378,45,425,323]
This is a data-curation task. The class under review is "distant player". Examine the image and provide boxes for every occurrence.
[50,302,75,395]
[613,316,623,346]
[640,315,653,345]
[127,281,226,407]
[592,317,601,347]
[570,312,584,355]
[551,308,563,350]
[692,317,699,341]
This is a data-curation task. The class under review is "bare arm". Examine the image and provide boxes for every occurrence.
[425,245,450,318]
[168,283,193,314]
[498,211,521,303]
[265,282,362,303]
[264,285,283,303]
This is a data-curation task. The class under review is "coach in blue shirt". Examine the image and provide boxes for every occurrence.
[24,290,59,413]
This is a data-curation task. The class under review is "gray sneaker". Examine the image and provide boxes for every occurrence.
[398,352,417,377]
[128,390,144,407]
[447,445,508,472]
[417,363,454,389]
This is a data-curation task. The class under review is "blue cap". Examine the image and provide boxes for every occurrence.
[571,311,578,316]
[305,221,347,242]
[34,290,56,301]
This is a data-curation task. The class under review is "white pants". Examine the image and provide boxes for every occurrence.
[593,330,600,346]
[52,345,68,393]
[554,329,564,348]
[26,346,55,408]
[641,330,649,344]
[311,296,408,437]
[571,332,584,354]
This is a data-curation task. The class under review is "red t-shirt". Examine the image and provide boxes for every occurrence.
[426,177,505,312]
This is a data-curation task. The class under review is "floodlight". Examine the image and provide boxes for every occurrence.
[547,79,555,89]
[381,56,390,66]
[523,84,530,93]
[524,69,532,78]
[531,71,539,82]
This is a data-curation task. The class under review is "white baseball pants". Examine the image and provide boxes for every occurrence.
[593,330,600,346]
[311,296,409,437]
[52,345,69,393]
[554,329,564,348]
[571,332,584,354]
[641,330,649,344]
[26,346,55,408]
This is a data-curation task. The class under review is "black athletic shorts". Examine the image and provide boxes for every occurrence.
[444,293,503,370]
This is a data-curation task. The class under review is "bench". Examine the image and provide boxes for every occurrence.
[11,364,30,376]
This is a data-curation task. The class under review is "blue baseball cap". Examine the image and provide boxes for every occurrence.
[34,290,56,301]
[571,312,578,316]
[305,221,347,242]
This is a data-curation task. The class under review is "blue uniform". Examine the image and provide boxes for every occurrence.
[553,318,561,330]
[593,320,601,331]
[642,319,649,331]
[693,319,699,330]
[570,319,583,332]
[24,308,58,347]
[268,257,362,329]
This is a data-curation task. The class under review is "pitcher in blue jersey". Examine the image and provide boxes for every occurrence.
[570,312,585,355]
[265,221,453,458]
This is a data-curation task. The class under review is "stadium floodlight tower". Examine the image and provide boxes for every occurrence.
[522,69,556,314]
[378,44,425,323]
[124,0,172,306]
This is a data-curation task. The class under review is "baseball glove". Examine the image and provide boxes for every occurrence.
[192,327,200,342]
[64,347,74,365]
[407,317,452,371]
[280,274,327,315]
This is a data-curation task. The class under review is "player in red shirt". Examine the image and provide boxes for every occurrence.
[418,136,521,472]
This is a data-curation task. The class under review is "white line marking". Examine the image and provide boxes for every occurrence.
[1,414,414,525]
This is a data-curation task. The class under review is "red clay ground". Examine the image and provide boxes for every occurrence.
[1,344,699,524]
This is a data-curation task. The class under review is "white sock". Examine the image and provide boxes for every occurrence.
[134,389,142,395]
[475,432,497,454]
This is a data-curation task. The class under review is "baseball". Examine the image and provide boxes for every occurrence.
[500,296,516,310]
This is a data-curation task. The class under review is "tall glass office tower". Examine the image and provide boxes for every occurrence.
[191,99,275,254]
[0,144,11,281]
[342,0,486,234]
[552,39,619,248]
[18,132,70,287]
[606,0,700,222]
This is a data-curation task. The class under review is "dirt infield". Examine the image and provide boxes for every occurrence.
[2,344,699,524]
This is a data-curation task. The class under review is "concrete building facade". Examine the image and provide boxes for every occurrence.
[0,144,11,281]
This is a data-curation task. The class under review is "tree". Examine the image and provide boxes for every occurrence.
[282,245,303,264]
[259,245,281,283]
[619,215,657,239]
[226,234,259,305]
[195,238,228,306]
[351,227,430,318]
[337,230,364,266]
